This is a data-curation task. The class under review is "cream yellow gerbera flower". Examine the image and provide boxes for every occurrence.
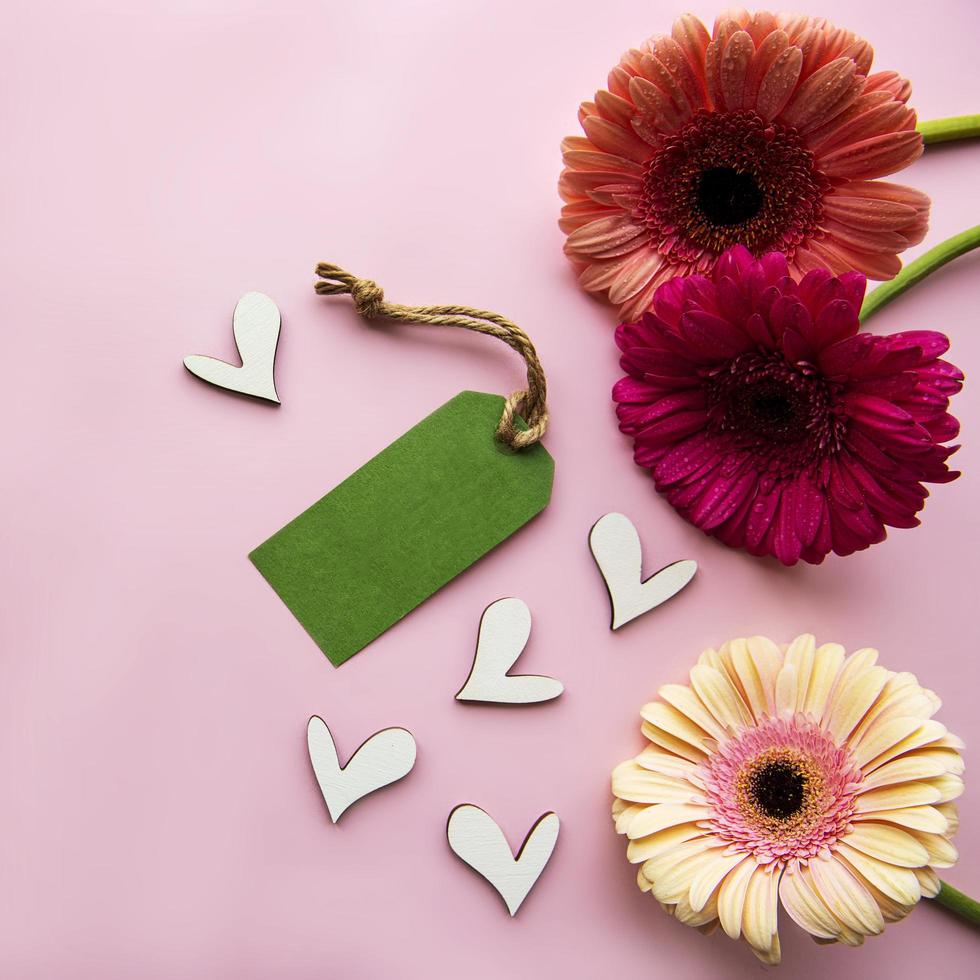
[612,635,964,964]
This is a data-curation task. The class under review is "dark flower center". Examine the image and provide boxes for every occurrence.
[749,760,806,820]
[705,352,845,476]
[730,379,804,442]
[696,166,764,227]
[639,109,829,265]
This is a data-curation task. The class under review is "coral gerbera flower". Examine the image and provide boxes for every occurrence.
[560,11,929,320]
[612,635,965,964]
[614,246,962,565]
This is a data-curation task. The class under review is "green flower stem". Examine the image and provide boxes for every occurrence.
[932,881,980,928]
[859,225,980,323]
[918,114,980,145]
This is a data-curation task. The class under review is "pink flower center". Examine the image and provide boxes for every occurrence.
[705,352,846,477]
[700,716,861,864]
[639,109,829,267]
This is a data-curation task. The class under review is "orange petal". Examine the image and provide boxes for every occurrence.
[720,30,755,110]
[756,46,803,120]
[821,128,924,179]
[780,57,861,133]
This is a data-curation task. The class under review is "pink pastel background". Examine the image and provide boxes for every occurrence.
[2,1,979,976]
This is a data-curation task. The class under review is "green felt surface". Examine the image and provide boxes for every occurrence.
[249,391,554,667]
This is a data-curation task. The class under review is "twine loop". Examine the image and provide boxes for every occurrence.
[314,262,549,450]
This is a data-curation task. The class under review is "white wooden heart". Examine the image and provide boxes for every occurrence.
[184,291,281,402]
[307,716,416,823]
[589,512,697,630]
[447,805,559,916]
[456,598,563,705]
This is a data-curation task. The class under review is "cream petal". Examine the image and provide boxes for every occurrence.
[847,871,915,924]
[627,822,708,863]
[713,640,749,700]
[647,845,722,903]
[937,803,959,835]
[758,932,781,966]
[782,634,816,711]
[848,673,923,742]
[689,850,749,912]
[855,806,948,835]
[860,754,949,790]
[798,865,867,946]
[915,867,942,899]
[634,745,704,781]
[926,774,965,803]
[690,663,754,732]
[717,856,757,939]
[801,642,845,718]
[844,823,930,868]
[641,721,709,763]
[838,646,880,679]
[778,865,841,940]
[612,761,704,804]
[657,684,729,741]
[835,843,922,906]
[637,866,654,892]
[728,642,771,722]
[640,835,713,885]
[627,802,712,840]
[613,801,645,835]
[807,854,884,936]
[674,890,719,928]
[741,865,781,963]
[850,711,920,763]
[864,675,938,730]
[855,782,942,812]
[744,637,783,710]
[640,701,713,751]
[856,718,944,770]
[907,831,958,868]
[824,664,889,744]
[774,662,799,717]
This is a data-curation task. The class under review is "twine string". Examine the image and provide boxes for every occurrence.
[314,263,549,450]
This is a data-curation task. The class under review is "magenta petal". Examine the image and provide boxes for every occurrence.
[814,298,860,347]
[768,295,813,342]
[886,330,950,359]
[679,310,752,357]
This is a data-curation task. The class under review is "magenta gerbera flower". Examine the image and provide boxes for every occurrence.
[613,246,963,564]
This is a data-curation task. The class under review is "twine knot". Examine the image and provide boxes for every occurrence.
[349,277,386,319]
[314,262,549,450]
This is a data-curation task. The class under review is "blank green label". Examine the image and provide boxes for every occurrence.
[249,391,554,666]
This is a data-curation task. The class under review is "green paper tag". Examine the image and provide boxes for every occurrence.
[249,391,554,666]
